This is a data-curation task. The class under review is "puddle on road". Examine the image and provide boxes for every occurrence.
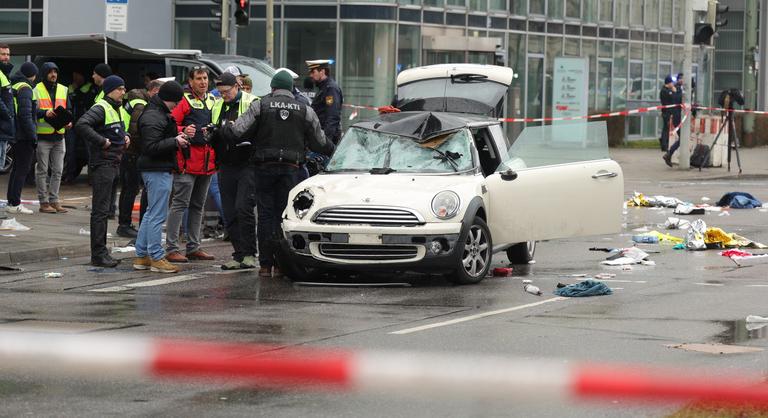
[713,319,768,344]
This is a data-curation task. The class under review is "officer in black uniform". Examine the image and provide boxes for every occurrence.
[306,59,343,144]
[659,75,681,153]
[220,70,334,279]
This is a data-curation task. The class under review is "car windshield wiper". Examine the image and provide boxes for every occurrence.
[370,167,397,175]
[431,149,461,172]
[450,73,489,83]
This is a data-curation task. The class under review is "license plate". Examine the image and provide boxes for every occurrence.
[348,233,382,244]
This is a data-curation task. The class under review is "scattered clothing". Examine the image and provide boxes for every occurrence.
[554,280,613,297]
[674,204,705,215]
[626,192,685,208]
[705,227,767,249]
[716,192,763,209]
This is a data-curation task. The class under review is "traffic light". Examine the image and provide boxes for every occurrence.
[210,0,229,38]
[715,4,729,30]
[235,0,249,26]
[693,3,728,45]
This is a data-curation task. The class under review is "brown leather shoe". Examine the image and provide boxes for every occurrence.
[272,267,283,278]
[166,251,189,263]
[258,267,272,278]
[187,250,215,260]
[51,202,68,213]
[39,202,56,213]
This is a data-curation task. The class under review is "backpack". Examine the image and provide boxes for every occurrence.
[690,143,710,168]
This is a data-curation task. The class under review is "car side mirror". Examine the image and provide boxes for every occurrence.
[500,169,518,181]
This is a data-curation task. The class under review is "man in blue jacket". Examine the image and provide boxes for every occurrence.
[5,62,38,215]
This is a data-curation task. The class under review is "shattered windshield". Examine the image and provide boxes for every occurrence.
[326,127,474,173]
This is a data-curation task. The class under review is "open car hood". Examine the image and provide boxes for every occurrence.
[395,64,514,117]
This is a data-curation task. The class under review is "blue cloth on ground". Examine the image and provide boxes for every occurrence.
[716,192,763,209]
[554,280,613,297]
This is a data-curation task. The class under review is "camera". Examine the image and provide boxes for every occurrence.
[201,122,218,142]
[717,88,745,108]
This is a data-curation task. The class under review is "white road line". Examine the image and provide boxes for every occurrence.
[89,270,246,293]
[694,282,725,287]
[390,297,566,335]
[746,285,768,288]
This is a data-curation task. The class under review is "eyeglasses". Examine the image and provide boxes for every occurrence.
[191,65,208,71]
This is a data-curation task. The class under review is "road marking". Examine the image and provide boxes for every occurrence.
[389,297,566,335]
[746,285,768,288]
[89,270,246,293]
[694,282,725,287]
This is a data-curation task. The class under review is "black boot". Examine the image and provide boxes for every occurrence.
[92,255,120,268]
[116,224,139,238]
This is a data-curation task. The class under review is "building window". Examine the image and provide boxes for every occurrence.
[645,0,658,29]
[469,0,487,12]
[340,22,396,123]
[613,42,628,110]
[507,32,526,139]
[583,0,598,23]
[284,22,337,82]
[510,0,526,15]
[615,0,629,27]
[564,37,580,56]
[447,0,466,7]
[630,0,643,26]
[423,0,444,6]
[529,0,544,15]
[236,22,281,65]
[597,60,612,110]
[673,0,683,31]
[0,11,29,35]
[599,0,612,22]
[545,36,562,118]
[397,25,420,72]
[548,0,563,19]
[175,20,225,54]
[660,0,672,29]
[566,0,580,19]
[643,43,658,101]
[489,0,505,11]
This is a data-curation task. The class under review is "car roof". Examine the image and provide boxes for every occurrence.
[351,111,498,142]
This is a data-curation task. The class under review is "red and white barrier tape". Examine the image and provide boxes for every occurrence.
[2,330,767,405]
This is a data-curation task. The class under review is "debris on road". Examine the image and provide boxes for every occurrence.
[0,218,31,231]
[626,192,685,208]
[720,249,768,267]
[43,272,62,279]
[746,315,768,323]
[601,247,655,266]
[111,246,136,253]
[631,230,684,244]
[705,227,767,249]
[554,280,613,297]
[663,217,690,230]
[674,204,706,215]
[685,219,707,250]
[716,192,763,209]
[523,283,542,296]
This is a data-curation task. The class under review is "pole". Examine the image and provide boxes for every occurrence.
[266,0,274,65]
[103,33,108,64]
[221,0,230,47]
[679,0,693,169]
[229,7,238,55]
[743,0,758,145]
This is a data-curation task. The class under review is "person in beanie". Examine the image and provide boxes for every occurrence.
[75,75,130,267]
[133,80,188,274]
[92,63,112,105]
[5,62,38,215]
[208,72,259,270]
[34,61,71,214]
[219,70,334,278]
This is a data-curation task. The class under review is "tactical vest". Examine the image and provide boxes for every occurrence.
[182,91,216,145]
[211,91,257,124]
[121,98,148,131]
[93,99,127,145]
[252,94,308,164]
[35,82,68,135]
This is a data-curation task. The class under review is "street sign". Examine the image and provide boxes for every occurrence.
[105,0,128,32]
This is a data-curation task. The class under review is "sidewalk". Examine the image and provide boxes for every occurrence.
[1,146,767,265]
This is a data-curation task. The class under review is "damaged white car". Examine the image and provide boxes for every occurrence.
[280,64,624,284]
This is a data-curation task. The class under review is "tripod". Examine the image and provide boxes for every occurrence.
[700,97,742,174]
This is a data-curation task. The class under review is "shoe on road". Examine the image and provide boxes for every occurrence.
[6,204,33,215]
[51,202,68,213]
[241,256,257,269]
[133,256,151,270]
[187,250,215,260]
[91,256,120,268]
[662,153,673,167]
[116,225,139,238]
[166,251,188,263]
[272,267,283,278]
[39,203,56,213]
[150,258,180,273]
[221,259,245,270]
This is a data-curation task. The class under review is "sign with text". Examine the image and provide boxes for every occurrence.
[105,0,128,32]
[552,57,589,143]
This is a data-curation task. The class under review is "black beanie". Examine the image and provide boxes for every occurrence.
[158,80,184,102]
[101,75,125,96]
[94,63,112,78]
[20,62,38,78]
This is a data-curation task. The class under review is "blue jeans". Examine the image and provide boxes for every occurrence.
[136,171,172,261]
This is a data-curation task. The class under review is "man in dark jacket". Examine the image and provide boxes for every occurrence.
[63,68,97,183]
[659,75,681,156]
[133,80,188,274]
[116,79,163,238]
[0,43,14,170]
[220,70,334,278]
[306,60,343,144]
[5,62,38,215]
[75,75,130,267]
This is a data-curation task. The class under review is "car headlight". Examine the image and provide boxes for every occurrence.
[293,189,314,219]
[431,191,460,219]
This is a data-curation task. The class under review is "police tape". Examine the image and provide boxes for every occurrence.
[2,329,768,405]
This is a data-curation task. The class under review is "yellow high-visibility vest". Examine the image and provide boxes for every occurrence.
[35,82,68,135]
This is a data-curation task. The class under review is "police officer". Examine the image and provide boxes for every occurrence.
[659,75,681,157]
[74,75,130,267]
[306,59,343,144]
[220,70,334,278]
[208,72,259,270]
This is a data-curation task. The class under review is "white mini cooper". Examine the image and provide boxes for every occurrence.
[280,64,624,284]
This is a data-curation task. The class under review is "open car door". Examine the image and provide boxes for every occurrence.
[484,121,624,246]
[395,64,513,117]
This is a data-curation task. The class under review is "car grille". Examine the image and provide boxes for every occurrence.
[313,206,424,226]
[318,243,419,261]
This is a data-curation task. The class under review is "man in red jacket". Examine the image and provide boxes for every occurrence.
[166,66,217,262]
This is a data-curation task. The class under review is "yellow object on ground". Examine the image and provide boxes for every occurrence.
[705,227,768,249]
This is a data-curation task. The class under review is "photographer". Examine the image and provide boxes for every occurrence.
[659,75,681,165]
[207,73,259,270]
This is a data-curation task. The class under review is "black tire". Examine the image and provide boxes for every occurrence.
[449,216,492,285]
[506,241,536,264]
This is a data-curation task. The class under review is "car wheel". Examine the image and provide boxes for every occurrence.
[506,241,536,264]
[449,217,492,285]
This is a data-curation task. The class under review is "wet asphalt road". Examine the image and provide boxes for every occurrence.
[1,177,767,417]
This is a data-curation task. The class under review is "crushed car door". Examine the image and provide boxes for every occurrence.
[484,121,624,246]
